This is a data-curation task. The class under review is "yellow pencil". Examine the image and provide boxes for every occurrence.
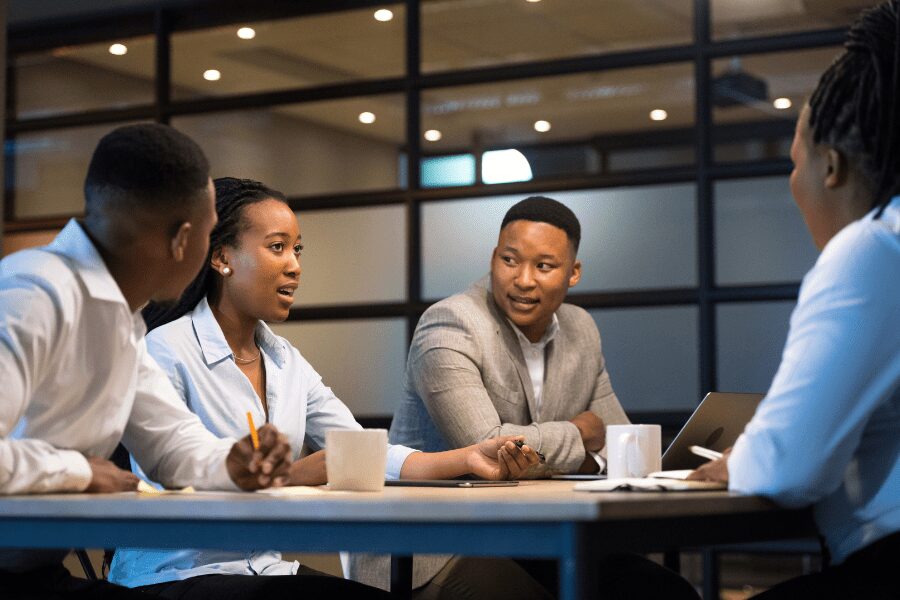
[246,411,260,450]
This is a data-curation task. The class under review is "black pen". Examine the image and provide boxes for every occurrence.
[514,439,546,463]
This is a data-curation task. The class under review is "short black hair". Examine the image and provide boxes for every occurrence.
[808,0,900,217]
[84,123,210,218]
[500,196,581,252]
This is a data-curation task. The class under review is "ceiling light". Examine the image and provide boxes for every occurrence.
[203,69,221,81]
[649,109,668,121]
[358,111,376,124]
[237,27,256,40]
[533,120,551,133]
[773,97,792,110]
[108,43,128,56]
[374,9,394,22]
[526,0,543,3]
[424,129,442,142]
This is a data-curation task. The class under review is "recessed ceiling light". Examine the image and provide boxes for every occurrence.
[424,129,442,142]
[203,69,221,81]
[526,0,543,3]
[358,111,376,124]
[109,43,128,56]
[649,109,668,121]
[773,97,792,110]
[374,9,394,22]
[533,120,551,133]
[237,27,256,40]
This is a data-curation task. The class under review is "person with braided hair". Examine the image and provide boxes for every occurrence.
[690,2,900,598]
[108,176,540,600]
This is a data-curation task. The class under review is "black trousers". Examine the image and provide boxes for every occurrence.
[136,565,392,600]
[414,554,699,600]
[2,564,154,600]
[1,563,391,600]
[753,532,900,600]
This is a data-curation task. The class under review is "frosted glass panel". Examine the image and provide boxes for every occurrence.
[11,122,144,219]
[293,206,406,306]
[715,177,818,285]
[590,307,698,412]
[717,301,795,394]
[15,36,154,119]
[172,95,404,198]
[422,184,697,299]
[271,319,406,417]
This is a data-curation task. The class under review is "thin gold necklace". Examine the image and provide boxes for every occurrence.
[234,346,261,364]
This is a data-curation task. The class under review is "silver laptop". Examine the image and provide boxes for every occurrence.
[661,392,764,470]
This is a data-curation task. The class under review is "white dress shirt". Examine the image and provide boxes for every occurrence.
[728,197,900,565]
[508,314,559,419]
[0,221,236,571]
[509,315,606,472]
[110,296,417,587]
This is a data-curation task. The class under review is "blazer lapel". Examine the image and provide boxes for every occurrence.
[540,336,565,422]
[487,296,537,419]
[499,324,537,417]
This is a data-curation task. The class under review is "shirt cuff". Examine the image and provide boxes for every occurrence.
[60,450,94,492]
[385,444,419,480]
[206,442,241,491]
[589,451,606,474]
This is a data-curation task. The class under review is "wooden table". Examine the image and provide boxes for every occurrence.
[0,481,814,600]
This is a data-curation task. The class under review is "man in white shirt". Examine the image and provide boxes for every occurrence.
[0,124,294,599]
[689,2,900,597]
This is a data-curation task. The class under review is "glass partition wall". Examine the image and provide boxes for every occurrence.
[4,0,858,421]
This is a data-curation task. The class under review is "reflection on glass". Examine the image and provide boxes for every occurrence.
[712,48,840,162]
[11,122,145,219]
[271,319,407,416]
[421,183,697,300]
[421,154,476,188]
[712,0,859,39]
[293,206,406,306]
[172,94,404,197]
[715,177,818,286]
[423,0,692,73]
[420,64,695,185]
[717,301,795,394]
[590,307,699,412]
[14,36,155,119]
[172,5,404,99]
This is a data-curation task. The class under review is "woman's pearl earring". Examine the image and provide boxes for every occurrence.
[222,267,232,276]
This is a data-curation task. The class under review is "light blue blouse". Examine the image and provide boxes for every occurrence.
[729,197,900,564]
[109,296,416,587]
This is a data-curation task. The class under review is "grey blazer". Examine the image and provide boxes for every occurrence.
[349,277,630,590]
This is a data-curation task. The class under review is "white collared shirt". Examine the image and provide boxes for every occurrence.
[728,197,900,564]
[508,316,606,472]
[0,221,235,570]
[508,315,559,420]
[110,296,417,587]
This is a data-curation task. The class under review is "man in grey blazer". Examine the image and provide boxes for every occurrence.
[391,207,629,475]
[351,197,698,599]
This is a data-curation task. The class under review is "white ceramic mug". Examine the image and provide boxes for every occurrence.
[325,429,388,491]
[606,424,662,479]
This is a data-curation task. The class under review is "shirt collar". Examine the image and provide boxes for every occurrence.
[508,313,559,350]
[192,296,287,367]
[48,219,129,307]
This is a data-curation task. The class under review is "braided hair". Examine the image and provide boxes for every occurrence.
[142,177,288,332]
[808,0,900,217]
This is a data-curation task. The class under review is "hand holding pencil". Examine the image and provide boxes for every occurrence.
[225,412,292,490]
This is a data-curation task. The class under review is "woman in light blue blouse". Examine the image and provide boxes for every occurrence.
[108,177,539,599]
